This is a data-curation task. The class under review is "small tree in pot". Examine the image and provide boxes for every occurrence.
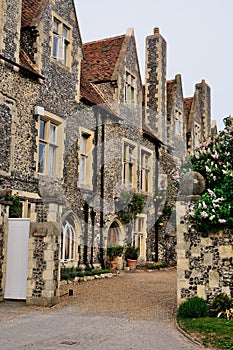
[124,246,139,271]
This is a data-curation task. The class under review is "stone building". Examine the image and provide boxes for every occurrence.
[0,0,214,305]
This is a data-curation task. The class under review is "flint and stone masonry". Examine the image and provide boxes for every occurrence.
[177,198,233,305]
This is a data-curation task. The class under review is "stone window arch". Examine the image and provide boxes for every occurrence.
[61,219,75,262]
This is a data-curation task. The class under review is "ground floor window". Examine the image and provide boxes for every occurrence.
[61,219,75,261]
[133,215,147,259]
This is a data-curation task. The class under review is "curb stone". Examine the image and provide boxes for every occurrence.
[175,316,209,349]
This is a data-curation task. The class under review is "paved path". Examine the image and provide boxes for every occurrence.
[0,270,209,349]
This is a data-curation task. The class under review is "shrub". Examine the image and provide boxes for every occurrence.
[147,262,168,270]
[107,244,124,261]
[124,246,139,260]
[84,265,92,272]
[177,297,209,319]
[75,271,84,277]
[209,293,232,317]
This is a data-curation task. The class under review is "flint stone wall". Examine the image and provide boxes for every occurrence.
[177,199,233,305]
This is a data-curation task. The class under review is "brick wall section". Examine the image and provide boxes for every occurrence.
[177,199,233,305]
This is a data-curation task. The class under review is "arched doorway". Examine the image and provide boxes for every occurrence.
[107,221,122,245]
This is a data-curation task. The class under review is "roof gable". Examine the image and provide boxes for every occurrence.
[82,35,125,83]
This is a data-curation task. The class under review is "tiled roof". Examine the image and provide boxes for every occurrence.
[183,97,193,117]
[82,35,125,82]
[184,97,194,131]
[19,48,40,74]
[21,0,44,27]
[80,75,118,116]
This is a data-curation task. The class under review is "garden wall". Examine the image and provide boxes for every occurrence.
[177,199,233,305]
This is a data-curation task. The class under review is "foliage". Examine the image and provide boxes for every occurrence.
[115,187,146,223]
[107,244,124,261]
[60,266,113,280]
[177,297,209,319]
[178,317,233,350]
[210,293,232,317]
[4,189,22,218]
[124,245,139,260]
[188,116,233,231]
[146,262,168,270]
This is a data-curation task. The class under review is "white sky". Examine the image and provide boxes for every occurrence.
[75,0,233,130]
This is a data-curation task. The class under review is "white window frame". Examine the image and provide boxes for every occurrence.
[140,149,152,193]
[78,128,94,189]
[125,71,135,105]
[133,214,147,259]
[51,14,72,67]
[61,220,75,262]
[122,140,137,188]
[36,111,64,178]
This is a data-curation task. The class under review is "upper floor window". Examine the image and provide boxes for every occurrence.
[78,129,94,188]
[38,119,57,176]
[123,142,137,187]
[125,72,135,104]
[175,110,182,136]
[36,110,64,178]
[52,17,71,66]
[140,150,152,193]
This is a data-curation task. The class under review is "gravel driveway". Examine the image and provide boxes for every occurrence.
[0,268,208,349]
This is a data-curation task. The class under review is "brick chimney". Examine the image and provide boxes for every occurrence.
[144,27,167,144]
[195,79,211,138]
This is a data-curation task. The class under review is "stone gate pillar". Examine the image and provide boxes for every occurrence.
[26,201,62,307]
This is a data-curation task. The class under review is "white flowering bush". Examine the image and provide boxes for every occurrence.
[189,116,233,231]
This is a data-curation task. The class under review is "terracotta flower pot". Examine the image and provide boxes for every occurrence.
[127,259,137,271]
[111,259,117,270]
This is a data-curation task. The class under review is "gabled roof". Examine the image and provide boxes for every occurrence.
[21,0,46,27]
[82,35,125,83]
[19,48,40,75]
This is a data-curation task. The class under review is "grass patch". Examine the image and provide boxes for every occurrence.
[178,317,233,349]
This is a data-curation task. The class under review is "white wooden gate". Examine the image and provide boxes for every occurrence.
[4,219,30,300]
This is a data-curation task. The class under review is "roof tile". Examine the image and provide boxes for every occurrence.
[82,35,125,82]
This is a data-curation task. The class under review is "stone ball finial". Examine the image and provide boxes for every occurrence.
[179,171,206,196]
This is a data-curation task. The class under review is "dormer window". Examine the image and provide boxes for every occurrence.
[52,17,71,66]
[125,72,135,104]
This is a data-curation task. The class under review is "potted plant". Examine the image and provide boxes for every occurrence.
[124,245,139,271]
[106,244,124,270]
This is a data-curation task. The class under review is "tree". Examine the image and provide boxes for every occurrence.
[189,116,233,231]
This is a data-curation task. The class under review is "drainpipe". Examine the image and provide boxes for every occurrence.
[83,202,89,265]
[90,207,96,268]
[99,115,105,268]
[154,144,160,262]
